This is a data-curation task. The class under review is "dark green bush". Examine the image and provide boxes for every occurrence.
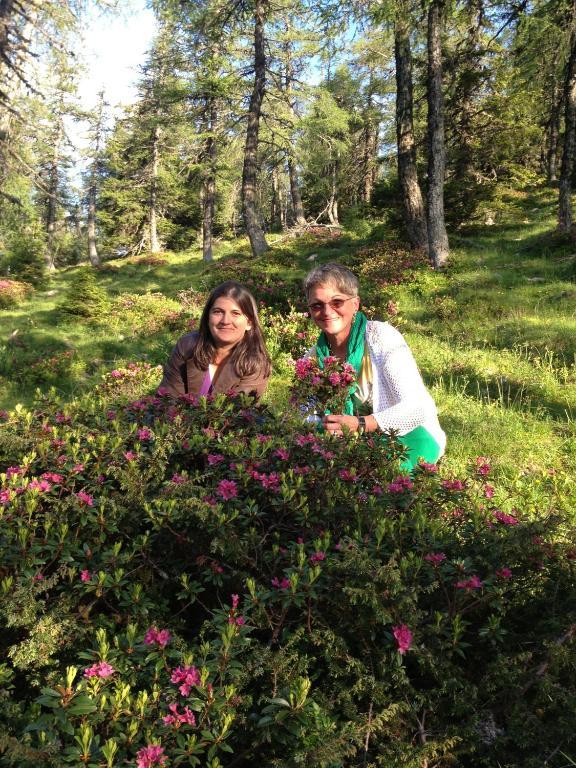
[0,377,575,767]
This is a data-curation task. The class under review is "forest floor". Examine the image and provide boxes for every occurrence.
[1,183,575,483]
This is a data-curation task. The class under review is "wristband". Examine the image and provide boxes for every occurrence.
[357,416,366,435]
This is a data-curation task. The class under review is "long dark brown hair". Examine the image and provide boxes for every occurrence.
[190,281,271,378]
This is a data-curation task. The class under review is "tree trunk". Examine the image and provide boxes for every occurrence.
[202,96,217,262]
[241,0,269,257]
[426,0,450,268]
[361,115,378,206]
[394,14,428,252]
[546,90,560,183]
[87,92,104,267]
[149,121,161,253]
[87,179,99,267]
[45,120,62,271]
[558,3,576,233]
[327,161,339,225]
[288,157,306,226]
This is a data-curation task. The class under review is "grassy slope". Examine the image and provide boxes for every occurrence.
[1,185,575,483]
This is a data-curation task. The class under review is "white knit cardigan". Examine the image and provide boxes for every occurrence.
[364,321,445,452]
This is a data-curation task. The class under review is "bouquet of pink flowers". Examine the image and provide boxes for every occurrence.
[290,355,356,421]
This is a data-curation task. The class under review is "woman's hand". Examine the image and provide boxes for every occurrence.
[322,414,360,435]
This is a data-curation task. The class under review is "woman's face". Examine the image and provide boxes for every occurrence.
[208,296,252,349]
[307,282,359,339]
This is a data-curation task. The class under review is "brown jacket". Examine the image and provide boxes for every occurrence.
[159,332,269,400]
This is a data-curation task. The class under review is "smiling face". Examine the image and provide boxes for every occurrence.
[307,282,360,343]
[208,296,252,349]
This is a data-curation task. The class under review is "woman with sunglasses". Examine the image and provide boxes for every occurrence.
[304,263,445,471]
[160,281,271,400]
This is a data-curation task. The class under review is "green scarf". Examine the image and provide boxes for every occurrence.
[316,310,367,415]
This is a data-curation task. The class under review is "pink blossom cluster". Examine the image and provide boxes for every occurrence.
[419,461,438,473]
[5,466,24,478]
[424,552,447,566]
[338,469,358,482]
[27,479,52,493]
[217,479,238,500]
[393,624,413,654]
[274,448,290,460]
[84,661,114,678]
[171,665,201,696]
[76,491,94,506]
[484,484,495,499]
[41,472,63,483]
[144,627,171,648]
[137,427,153,441]
[80,569,91,582]
[496,567,512,579]
[162,702,196,727]
[387,475,414,493]
[136,744,167,768]
[271,576,291,590]
[309,551,326,565]
[251,470,280,491]
[207,453,225,465]
[124,451,137,461]
[171,473,185,484]
[493,510,518,526]
[455,575,483,590]
[476,456,491,475]
[442,478,466,491]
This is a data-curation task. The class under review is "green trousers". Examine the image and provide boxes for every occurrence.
[397,425,442,472]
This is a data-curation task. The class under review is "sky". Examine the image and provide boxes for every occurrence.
[78,0,157,112]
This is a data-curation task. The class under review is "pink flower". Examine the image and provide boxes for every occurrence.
[76,491,94,506]
[484,484,495,499]
[80,569,91,583]
[136,744,167,768]
[137,428,152,441]
[455,575,483,590]
[207,453,225,465]
[162,702,196,727]
[494,510,518,526]
[6,466,23,478]
[338,469,357,482]
[271,577,291,590]
[328,372,341,386]
[72,464,85,473]
[419,462,438,472]
[144,627,171,648]
[0,489,12,505]
[124,451,137,461]
[424,552,447,566]
[274,448,289,460]
[171,473,185,484]
[110,370,123,379]
[170,665,201,696]
[393,624,413,655]
[256,434,272,443]
[41,472,63,483]
[476,456,491,475]
[28,479,52,493]
[496,567,512,579]
[388,475,414,493]
[84,661,114,679]
[442,479,465,491]
[231,594,240,609]
[106,410,117,420]
[309,551,326,564]
[217,479,238,500]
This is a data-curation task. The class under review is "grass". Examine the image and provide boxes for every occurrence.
[1,182,575,483]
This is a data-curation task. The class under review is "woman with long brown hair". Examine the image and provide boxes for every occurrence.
[160,281,271,399]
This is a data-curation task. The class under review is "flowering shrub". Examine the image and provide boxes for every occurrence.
[0,386,575,767]
[290,354,356,415]
[0,278,33,308]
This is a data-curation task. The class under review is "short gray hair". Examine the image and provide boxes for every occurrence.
[303,263,359,298]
